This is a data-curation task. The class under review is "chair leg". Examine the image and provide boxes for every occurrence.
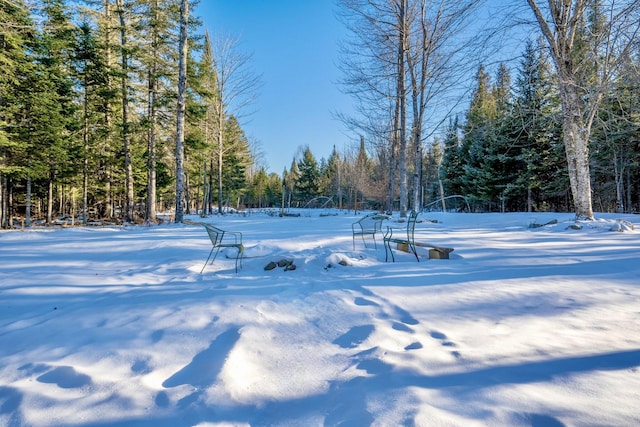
[409,242,419,262]
[213,246,222,265]
[200,247,215,274]
[234,247,244,273]
[203,245,244,273]
[384,240,394,262]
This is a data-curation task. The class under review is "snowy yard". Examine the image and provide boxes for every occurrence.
[1,210,639,426]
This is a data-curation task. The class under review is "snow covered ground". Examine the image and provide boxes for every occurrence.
[1,209,639,427]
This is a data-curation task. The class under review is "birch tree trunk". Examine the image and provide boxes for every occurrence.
[174,0,188,223]
[559,80,594,219]
[526,0,608,219]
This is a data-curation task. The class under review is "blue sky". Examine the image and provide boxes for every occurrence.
[196,0,354,175]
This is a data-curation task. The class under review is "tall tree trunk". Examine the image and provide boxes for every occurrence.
[47,176,53,224]
[397,0,408,217]
[147,70,157,223]
[559,81,594,219]
[26,176,31,227]
[185,153,191,214]
[201,162,208,216]
[116,0,134,223]
[208,158,214,214]
[217,122,224,214]
[408,0,429,212]
[0,176,4,229]
[174,0,188,223]
[413,143,422,211]
[146,0,159,223]
[613,148,624,213]
[527,0,598,219]
[7,180,13,228]
[83,79,89,225]
[387,109,398,215]
[104,0,113,219]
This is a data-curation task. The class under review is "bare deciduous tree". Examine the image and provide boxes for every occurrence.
[203,32,261,215]
[338,0,482,215]
[406,0,481,211]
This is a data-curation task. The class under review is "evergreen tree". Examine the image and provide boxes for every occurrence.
[591,52,640,213]
[265,172,283,208]
[284,158,299,207]
[0,0,35,228]
[321,146,343,209]
[353,135,372,211]
[249,167,268,208]
[296,146,319,203]
[457,64,519,210]
[83,0,122,220]
[440,116,462,197]
[32,0,80,223]
[218,115,250,208]
[73,21,111,224]
[488,63,522,211]
[460,65,497,210]
[511,39,565,212]
[141,0,173,222]
[422,138,442,208]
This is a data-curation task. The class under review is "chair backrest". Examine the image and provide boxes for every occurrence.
[358,213,382,232]
[405,210,418,241]
[203,224,224,246]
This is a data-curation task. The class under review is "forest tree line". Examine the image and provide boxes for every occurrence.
[336,0,640,219]
[1,1,639,229]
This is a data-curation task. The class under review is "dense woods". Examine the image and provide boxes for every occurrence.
[1,0,639,228]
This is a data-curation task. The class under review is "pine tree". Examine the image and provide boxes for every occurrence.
[322,146,343,209]
[83,0,121,220]
[265,172,283,209]
[73,21,111,224]
[440,116,462,197]
[591,53,640,213]
[285,159,299,208]
[0,0,35,228]
[296,146,320,204]
[511,39,565,212]
[460,65,497,210]
[489,63,522,211]
[249,167,269,208]
[219,115,250,208]
[32,0,80,224]
[421,138,442,209]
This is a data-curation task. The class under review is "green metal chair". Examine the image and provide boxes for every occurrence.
[200,223,244,273]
